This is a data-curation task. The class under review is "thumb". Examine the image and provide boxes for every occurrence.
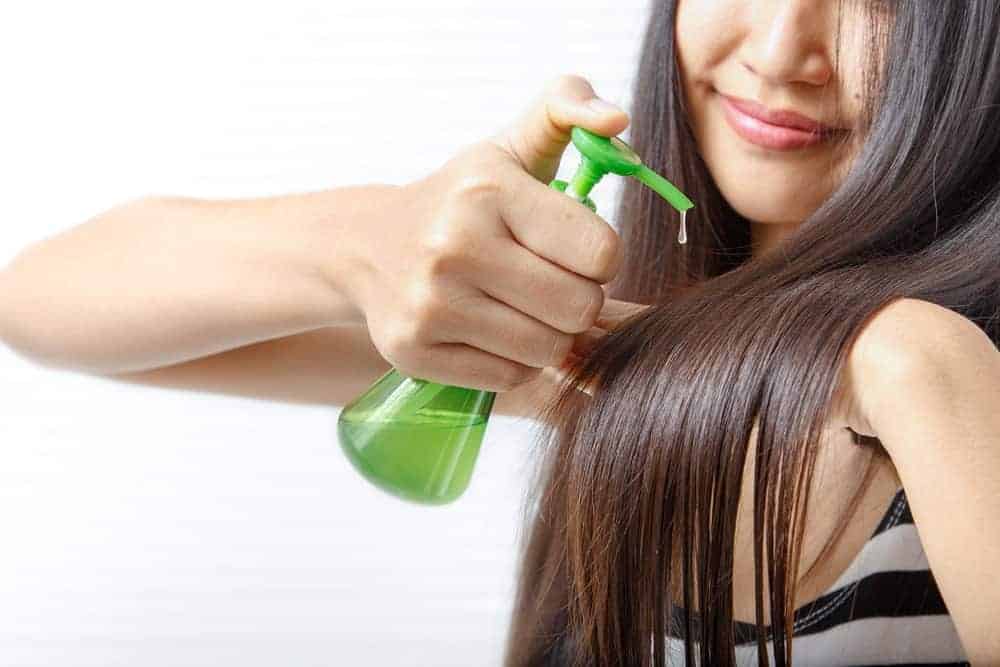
[594,295,653,331]
[488,74,629,184]
[565,298,652,358]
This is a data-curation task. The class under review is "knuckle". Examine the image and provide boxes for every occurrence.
[515,334,544,368]
[553,201,576,228]
[495,373,518,392]
[573,282,605,332]
[548,332,575,366]
[459,363,490,391]
[523,366,544,384]
[548,72,592,97]
[450,171,501,203]
[380,324,416,367]
[518,364,544,386]
[497,363,531,391]
[421,221,472,279]
[422,242,464,280]
[590,225,622,281]
[405,284,446,342]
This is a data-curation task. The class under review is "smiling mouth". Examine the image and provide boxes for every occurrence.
[717,91,848,151]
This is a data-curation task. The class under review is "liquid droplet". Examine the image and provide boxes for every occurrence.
[678,208,687,245]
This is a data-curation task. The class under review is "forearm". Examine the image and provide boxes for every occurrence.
[0,185,391,374]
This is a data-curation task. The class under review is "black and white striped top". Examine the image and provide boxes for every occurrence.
[666,487,970,665]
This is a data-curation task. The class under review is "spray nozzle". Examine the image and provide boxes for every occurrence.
[563,126,694,214]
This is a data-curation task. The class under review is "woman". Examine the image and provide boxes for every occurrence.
[504,1,999,665]
[0,0,996,665]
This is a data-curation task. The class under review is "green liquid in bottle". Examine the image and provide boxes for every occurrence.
[336,127,693,505]
[338,369,496,504]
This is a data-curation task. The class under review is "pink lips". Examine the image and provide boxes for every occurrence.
[719,93,843,151]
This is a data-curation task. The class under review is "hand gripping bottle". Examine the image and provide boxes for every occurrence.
[337,126,694,504]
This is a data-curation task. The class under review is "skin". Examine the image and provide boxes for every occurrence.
[559,1,1000,659]
[547,0,894,627]
[545,1,998,660]
[675,0,868,257]
[0,1,995,659]
[670,0,886,624]
[848,300,1000,664]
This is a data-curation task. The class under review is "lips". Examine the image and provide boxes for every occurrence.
[718,92,844,151]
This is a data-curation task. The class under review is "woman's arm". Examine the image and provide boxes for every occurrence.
[95,321,561,419]
[0,188,386,373]
[854,298,1000,664]
[0,183,590,420]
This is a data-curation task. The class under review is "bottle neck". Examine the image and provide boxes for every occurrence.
[567,159,605,200]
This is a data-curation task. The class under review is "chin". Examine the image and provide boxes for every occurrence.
[727,199,812,228]
[715,177,826,226]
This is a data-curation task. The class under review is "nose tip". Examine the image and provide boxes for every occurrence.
[741,50,833,89]
[741,3,836,88]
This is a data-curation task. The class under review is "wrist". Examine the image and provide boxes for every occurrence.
[251,184,400,327]
[299,183,402,326]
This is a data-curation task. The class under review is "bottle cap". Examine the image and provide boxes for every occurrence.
[564,126,694,213]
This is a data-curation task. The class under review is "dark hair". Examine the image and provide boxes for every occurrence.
[503,1,1000,665]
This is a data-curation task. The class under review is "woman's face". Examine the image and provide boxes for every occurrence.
[675,0,870,254]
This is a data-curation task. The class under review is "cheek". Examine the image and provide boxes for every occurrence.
[674,1,741,131]
[676,0,738,37]
[684,91,845,225]
[675,1,724,71]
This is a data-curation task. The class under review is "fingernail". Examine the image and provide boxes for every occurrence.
[543,366,570,385]
[586,97,623,115]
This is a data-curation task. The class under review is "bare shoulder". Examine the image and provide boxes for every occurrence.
[854,297,998,384]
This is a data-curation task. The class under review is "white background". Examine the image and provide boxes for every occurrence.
[0,1,650,664]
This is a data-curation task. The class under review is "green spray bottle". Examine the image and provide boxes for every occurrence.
[337,126,694,505]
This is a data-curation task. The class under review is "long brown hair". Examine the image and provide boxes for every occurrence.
[503,1,1000,665]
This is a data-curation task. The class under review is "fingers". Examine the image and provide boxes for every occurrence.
[494,162,624,284]
[570,326,609,358]
[540,297,654,398]
[469,236,608,334]
[541,352,598,398]
[431,289,576,369]
[416,342,542,393]
[488,74,629,184]
[594,297,652,330]
[564,299,651,360]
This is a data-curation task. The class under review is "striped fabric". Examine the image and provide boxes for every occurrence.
[665,487,970,665]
